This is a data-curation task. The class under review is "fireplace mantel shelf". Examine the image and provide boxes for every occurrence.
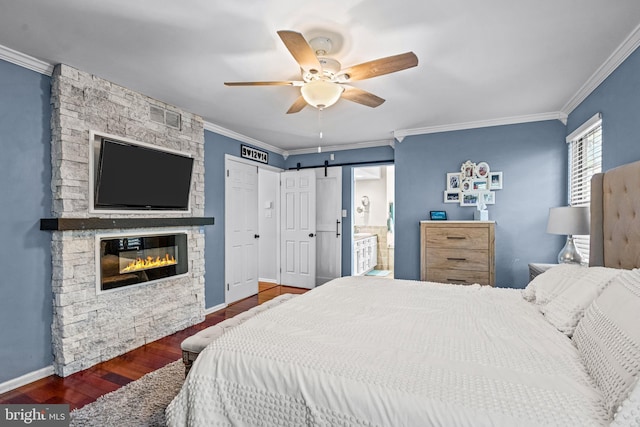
[40,217,214,231]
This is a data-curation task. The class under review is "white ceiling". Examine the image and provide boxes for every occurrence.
[1,0,640,154]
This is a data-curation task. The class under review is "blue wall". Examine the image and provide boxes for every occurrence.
[394,121,567,288]
[1,39,639,385]
[567,46,640,170]
[203,131,285,308]
[0,59,52,383]
[284,145,395,275]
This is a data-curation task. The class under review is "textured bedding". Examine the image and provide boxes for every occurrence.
[166,276,610,426]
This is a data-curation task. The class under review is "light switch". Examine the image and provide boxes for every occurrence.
[342,209,347,217]
[264,201,272,209]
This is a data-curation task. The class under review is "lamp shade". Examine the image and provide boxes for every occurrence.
[546,206,590,235]
[300,80,344,109]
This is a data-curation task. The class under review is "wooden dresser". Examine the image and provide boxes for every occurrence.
[420,221,495,286]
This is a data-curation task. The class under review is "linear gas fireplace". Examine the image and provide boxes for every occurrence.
[98,232,188,291]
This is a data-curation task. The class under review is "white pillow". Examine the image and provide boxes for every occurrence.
[540,266,622,336]
[573,269,640,415]
[522,264,589,305]
[611,376,640,427]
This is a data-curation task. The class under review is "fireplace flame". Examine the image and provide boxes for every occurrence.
[121,254,177,273]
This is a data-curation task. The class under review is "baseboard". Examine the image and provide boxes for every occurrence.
[204,302,227,315]
[0,365,55,394]
[258,278,278,284]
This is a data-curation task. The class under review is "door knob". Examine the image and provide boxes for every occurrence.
[254,234,260,239]
[309,233,316,237]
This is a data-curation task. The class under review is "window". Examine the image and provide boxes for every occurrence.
[567,113,602,261]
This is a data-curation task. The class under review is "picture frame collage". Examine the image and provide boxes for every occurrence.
[444,160,503,206]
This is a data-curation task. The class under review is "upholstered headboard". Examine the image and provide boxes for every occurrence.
[589,159,640,268]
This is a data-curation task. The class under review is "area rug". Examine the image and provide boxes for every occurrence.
[70,360,183,426]
[366,269,391,277]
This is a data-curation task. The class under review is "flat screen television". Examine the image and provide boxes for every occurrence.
[95,138,194,211]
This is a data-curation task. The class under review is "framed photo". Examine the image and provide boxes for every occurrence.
[444,190,460,203]
[481,191,496,205]
[489,171,503,190]
[472,178,488,190]
[460,192,480,206]
[460,160,476,179]
[430,210,447,220]
[461,178,472,192]
[446,172,461,191]
[475,161,490,178]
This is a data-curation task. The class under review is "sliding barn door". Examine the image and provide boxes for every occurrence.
[280,170,316,289]
[315,167,342,285]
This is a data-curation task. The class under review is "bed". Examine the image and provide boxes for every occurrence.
[166,160,640,426]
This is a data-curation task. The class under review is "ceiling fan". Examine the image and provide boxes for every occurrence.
[224,30,418,114]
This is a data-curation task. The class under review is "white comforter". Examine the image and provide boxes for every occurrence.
[166,276,609,426]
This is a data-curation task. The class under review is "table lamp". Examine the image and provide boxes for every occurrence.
[546,206,590,264]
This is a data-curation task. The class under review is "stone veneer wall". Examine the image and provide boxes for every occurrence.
[50,64,206,376]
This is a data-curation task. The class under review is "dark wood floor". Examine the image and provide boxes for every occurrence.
[0,284,307,410]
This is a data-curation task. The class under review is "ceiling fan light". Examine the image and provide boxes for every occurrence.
[301,80,344,109]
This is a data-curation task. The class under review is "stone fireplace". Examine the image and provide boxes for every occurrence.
[48,64,208,376]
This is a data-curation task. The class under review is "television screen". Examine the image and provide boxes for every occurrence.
[95,139,194,210]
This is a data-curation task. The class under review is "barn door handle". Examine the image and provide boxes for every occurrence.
[309,233,316,238]
[336,220,341,237]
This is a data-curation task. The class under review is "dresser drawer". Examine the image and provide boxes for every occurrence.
[425,227,488,249]
[420,221,495,286]
[426,268,489,286]
[426,248,489,271]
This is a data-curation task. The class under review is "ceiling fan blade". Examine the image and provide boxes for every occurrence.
[341,86,385,108]
[340,52,418,82]
[224,81,302,86]
[277,30,323,75]
[286,96,308,114]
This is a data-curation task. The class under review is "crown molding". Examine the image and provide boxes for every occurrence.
[0,43,53,75]
[284,139,394,156]
[562,23,640,114]
[203,121,286,156]
[393,112,567,142]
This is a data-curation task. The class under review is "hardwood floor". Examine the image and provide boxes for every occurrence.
[0,284,308,410]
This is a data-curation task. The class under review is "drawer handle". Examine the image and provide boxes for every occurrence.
[446,236,466,240]
[447,257,467,261]
[447,278,468,283]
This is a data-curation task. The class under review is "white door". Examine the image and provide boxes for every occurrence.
[280,170,316,289]
[225,159,259,303]
[315,167,342,285]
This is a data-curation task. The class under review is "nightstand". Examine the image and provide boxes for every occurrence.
[528,263,557,282]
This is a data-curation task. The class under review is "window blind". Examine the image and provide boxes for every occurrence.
[568,119,602,261]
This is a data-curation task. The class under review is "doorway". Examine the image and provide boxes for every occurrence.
[225,158,259,303]
[226,156,342,304]
[352,165,394,278]
[279,167,342,288]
